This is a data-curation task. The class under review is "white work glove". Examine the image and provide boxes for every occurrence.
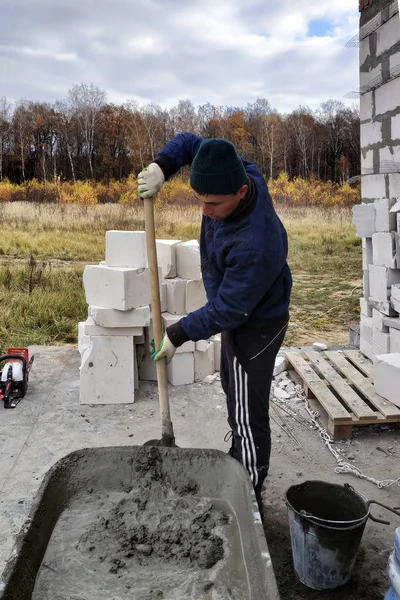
[151,333,177,365]
[138,163,165,199]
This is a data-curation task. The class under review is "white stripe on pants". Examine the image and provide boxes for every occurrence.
[233,356,259,487]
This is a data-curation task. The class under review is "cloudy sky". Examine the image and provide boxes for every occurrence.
[1,0,360,112]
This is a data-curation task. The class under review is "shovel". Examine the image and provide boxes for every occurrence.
[142,197,176,447]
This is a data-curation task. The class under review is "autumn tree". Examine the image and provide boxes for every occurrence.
[0,97,11,181]
[68,83,107,179]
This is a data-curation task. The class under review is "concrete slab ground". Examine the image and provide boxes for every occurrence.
[0,345,400,599]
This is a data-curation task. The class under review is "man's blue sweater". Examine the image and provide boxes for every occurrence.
[153,132,292,343]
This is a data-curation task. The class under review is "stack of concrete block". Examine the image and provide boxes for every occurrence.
[139,239,218,386]
[356,6,400,401]
[353,200,400,361]
[79,232,222,403]
[79,231,152,405]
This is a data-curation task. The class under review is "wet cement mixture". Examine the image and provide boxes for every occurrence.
[32,449,236,600]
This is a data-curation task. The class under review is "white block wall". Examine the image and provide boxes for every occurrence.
[358,8,400,403]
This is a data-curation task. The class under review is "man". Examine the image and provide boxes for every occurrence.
[138,133,291,513]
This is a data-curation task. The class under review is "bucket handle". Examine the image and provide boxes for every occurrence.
[345,485,400,526]
[297,484,400,526]
[367,501,400,526]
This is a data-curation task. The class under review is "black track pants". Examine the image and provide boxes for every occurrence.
[220,312,289,494]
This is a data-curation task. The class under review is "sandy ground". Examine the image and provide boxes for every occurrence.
[1,346,399,599]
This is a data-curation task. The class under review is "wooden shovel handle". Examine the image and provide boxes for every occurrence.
[143,197,174,442]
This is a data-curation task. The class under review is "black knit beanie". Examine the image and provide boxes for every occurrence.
[190,138,247,195]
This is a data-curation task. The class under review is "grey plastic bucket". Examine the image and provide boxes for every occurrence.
[286,480,400,591]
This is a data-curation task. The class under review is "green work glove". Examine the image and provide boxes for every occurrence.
[151,333,176,364]
[138,163,165,199]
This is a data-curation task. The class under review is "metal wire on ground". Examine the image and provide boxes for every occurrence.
[300,391,400,489]
[271,389,400,489]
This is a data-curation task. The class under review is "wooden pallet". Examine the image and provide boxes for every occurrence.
[285,349,400,439]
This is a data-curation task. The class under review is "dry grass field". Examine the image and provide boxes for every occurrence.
[0,201,361,354]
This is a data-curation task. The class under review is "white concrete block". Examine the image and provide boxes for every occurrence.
[372,327,390,352]
[164,278,186,315]
[134,332,145,344]
[162,313,195,353]
[80,336,135,404]
[361,149,374,175]
[212,334,221,372]
[105,230,147,268]
[134,352,139,390]
[372,232,397,267]
[360,92,373,122]
[380,146,400,177]
[186,279,207,313]
[78,322,90,355]
[369,265,400,301]
[360,64,382,93]
[377,16,400,55]
[360,337,374,361]
[167,353,195,386]
[195,339,210,352]
[361,120,382,147]
[360,297,373,318]
[362,238,373,268]
[392,296,400,314]
[363,150,375,176]
[138,351,157,381]
[373,353,400,407]
[161,282,167,312]
[194,342,215,381]
[390,326,400,353]
[395,233,400,266]
[83,265,150,311]
[383,316,400,331]
[363,269,370,300]
[392,114,400,142]
[369,298,398,316]
[372,340,389,356]
[375,77,400,116]
[373,308,389,332]
[390,50,400,72]
[352,203,376,237]
[89,304,150,328]
[83,317,143,337]
[392,283,400,304]
[156,239,181,279]
[360,317,373,343]
[359,37,370,66]
[389,174,400,200]
[362,175,386,202]
[176,240,201,280]
[375,198,397,232]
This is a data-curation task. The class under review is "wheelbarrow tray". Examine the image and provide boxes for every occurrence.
[0,446,280,600]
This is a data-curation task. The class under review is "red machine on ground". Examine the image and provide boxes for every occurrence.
[0,348,34,409]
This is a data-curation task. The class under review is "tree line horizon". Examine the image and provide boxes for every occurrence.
[0,83,360,186]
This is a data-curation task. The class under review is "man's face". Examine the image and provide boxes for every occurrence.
[192,184,248,220]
